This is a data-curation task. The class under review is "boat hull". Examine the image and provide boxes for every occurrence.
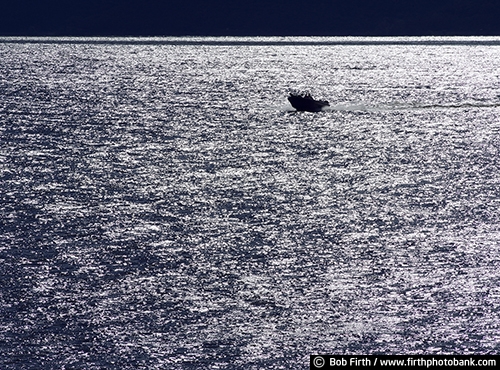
[288,93,329,112]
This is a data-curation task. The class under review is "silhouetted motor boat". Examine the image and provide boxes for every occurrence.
[288,92,330,112]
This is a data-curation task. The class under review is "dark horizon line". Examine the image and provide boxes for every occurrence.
[2,34,500,46]
[2,32,500,37]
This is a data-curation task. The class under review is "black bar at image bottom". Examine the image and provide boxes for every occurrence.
[310,355,499,369]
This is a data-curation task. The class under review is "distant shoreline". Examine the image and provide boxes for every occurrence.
[2,36,500,46]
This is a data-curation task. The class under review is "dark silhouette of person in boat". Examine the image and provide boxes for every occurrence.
[288,91,330,112]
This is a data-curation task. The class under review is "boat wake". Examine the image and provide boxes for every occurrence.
[323,100,500,112]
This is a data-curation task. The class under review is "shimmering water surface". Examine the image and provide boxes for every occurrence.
[1,37,500,369]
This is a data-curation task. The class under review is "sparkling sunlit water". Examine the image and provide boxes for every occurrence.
[1,37,500,369]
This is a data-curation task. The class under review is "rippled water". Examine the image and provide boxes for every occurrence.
[1,37,500,369]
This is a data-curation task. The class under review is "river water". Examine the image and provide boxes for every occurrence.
[1,37,499,369]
